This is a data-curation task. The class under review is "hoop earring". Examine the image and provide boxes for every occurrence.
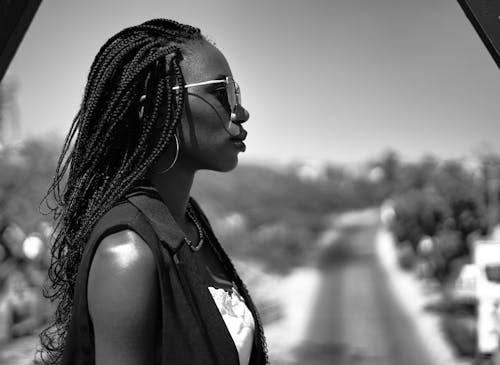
[158,134,179,174]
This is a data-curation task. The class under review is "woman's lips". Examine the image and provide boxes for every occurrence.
[231,139,246,152]
[231,129,247,151]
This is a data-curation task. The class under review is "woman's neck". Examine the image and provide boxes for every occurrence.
[149,165,195,225]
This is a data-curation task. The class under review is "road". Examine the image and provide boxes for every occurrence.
[266,209,441,365]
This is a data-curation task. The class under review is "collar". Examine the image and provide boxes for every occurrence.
[126,185,186,252]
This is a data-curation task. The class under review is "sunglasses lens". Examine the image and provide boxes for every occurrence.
[234,82,241,106]
[226,80,236,113]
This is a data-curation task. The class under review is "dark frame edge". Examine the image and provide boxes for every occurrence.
[456,0,500,70]
[0,0,42,83]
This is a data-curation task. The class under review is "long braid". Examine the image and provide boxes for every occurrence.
[38,19,203,365]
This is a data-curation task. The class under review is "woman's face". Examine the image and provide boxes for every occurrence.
[174,40,250,172]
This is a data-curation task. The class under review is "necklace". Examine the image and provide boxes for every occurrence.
[186,203,239,294]
[184,205,204,251]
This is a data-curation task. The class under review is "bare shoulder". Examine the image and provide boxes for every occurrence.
[91,230,155,273]
[88,229,158,310]
[88,229,160,365]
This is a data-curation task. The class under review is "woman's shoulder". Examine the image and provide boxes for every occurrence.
[87,230,161,364]
[92,230,154,271]
[87,195,161,321]
[88,230,157,302]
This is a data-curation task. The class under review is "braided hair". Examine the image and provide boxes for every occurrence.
[38,19,203,365]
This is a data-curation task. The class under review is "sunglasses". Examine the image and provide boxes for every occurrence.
[172,76,241,131]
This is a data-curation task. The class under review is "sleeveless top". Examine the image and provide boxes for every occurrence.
[60,186,268,365]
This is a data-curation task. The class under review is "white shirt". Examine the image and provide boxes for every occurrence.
[208,286,255,365]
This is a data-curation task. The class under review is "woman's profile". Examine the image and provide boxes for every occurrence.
[38,18,268,365]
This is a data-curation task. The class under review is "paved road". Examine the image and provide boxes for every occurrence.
[287,212,440,365]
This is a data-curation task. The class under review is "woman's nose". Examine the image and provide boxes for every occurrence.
[233,104,249,124]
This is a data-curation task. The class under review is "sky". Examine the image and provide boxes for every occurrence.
[4,0,500,164]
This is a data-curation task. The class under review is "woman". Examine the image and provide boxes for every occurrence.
[39,18,268,365]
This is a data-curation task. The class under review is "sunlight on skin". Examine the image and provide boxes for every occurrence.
[105,236,141,269]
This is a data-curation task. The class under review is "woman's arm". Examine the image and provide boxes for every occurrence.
[88,230,161,365]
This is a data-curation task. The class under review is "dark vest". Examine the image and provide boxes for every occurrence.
[61,187,268,365]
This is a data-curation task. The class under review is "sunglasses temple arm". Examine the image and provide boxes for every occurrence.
[171,79,226,90]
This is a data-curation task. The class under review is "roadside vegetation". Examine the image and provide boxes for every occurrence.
[383,152,500,360]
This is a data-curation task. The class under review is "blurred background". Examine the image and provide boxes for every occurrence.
[1,0,500,364]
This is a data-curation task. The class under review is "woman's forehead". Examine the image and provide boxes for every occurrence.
[180,40,232,83]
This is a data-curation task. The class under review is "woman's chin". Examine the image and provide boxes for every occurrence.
[208,154,239,173]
